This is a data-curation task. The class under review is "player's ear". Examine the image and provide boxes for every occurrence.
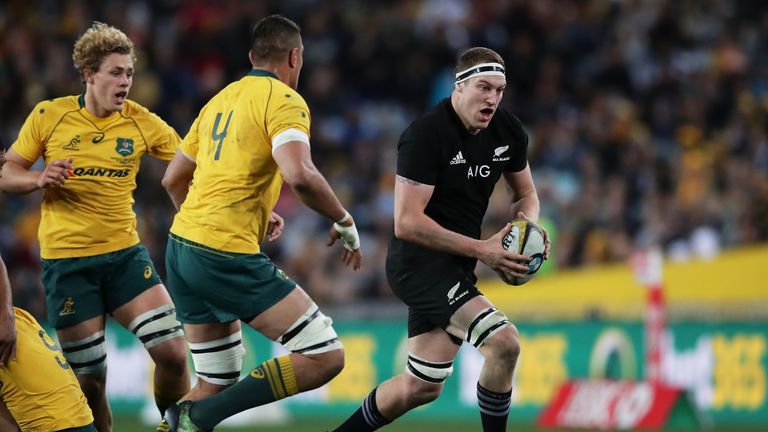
[248,49,255,66]
[288,47,299,68]
[82,69,94,85]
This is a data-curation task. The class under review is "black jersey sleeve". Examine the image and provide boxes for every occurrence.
[396,118,440,185]
[498,109,529,172]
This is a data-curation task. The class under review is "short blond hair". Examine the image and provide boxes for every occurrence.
[72,22,136,76]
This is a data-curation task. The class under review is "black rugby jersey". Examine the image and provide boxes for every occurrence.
[388,98,528,265]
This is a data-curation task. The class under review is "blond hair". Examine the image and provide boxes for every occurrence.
[72,22,135,76]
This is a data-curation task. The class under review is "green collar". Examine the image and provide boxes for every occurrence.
[247,69,278,79]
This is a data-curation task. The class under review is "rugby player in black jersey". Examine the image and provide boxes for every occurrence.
[332,47,549,432]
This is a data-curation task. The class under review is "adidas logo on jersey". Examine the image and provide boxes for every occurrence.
[450,151,466,165]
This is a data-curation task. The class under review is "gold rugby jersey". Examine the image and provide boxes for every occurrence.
[11,95,179,259]
[0,308,93,431]
[170,70,311,253]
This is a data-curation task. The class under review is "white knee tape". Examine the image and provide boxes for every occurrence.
[189,332,246,385]
[466,307,510,348]
[405,352,453,384]
[278,303,343,355]
[127,304,184,349]
[60,331,107,374]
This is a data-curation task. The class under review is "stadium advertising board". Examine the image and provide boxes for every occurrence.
[538,380,695,429]
[97,320,766,426]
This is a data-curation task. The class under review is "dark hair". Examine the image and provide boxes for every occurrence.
[0,148,5,178]
[454,47,505,74]
[251,15,302,64]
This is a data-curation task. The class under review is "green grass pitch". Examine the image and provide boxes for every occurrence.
[114,416,763,431]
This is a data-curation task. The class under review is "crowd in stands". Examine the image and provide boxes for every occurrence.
[1,0,767,320]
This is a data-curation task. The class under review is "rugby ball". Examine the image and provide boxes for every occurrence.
[499,218,546,285]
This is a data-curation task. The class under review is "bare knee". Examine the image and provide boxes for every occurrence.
[482,325,521,366]
[324,348,345,379]
[77,373,107,399]
[306,348,345,384]
[402,377,443,407]
[149,337,188,374]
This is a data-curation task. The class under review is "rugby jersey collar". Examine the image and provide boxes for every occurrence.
[77,93,122,126]
[248,69,279,79]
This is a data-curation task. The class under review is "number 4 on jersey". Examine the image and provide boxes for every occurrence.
[212,111,233,160]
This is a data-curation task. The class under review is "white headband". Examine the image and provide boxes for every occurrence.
[455,62,506,84]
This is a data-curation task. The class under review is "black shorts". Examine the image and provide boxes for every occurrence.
[386,253,481,345]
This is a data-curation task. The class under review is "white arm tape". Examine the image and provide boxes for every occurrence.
[333,220,360,251]
[272,128,310,154]
[180,149,196,162]
[337,211,351,224]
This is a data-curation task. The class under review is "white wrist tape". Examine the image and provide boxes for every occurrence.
[337,211,351,224]
[333,220,360,251]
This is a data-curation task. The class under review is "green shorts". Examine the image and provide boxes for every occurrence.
[165,233,296,324]
[60,424,96,432]
[42,244,162,328]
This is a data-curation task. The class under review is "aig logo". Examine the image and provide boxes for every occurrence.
[467,165,490,178]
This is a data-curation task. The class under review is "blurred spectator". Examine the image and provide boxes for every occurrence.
[1,0,767,321]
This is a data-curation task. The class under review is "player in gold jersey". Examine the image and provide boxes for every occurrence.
[0,307,97,432]
[0,149,95,431]
[159,15,362,432]
[0,23,189,431]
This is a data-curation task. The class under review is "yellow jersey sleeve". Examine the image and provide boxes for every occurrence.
[145,113,181,163]
[125,103,181,163]
[12,101,53,163]
[180,113,202,160]
[266,90,311,140]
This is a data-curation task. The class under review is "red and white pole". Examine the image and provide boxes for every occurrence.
[630,248,666,385]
